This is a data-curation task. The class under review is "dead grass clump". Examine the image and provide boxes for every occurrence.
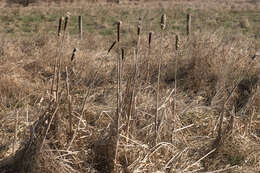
[0,76,27,108]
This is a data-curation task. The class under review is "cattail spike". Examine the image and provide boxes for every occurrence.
[117,21,122,42]
[71,48,78,62]
[64,12,71,32]
[121,48,125,60]
[160,14,167,30]
[148,31,153,48]
[108,41,117,54]
[137,17,142,36]
[58,17,63,37]
[187,13,191,36]
[175,34,180,51]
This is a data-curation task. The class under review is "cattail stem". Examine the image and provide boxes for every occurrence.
[13,111,19,154]
[172,34,179,143]
[68,95,72,136]
[155,14,167,144]
[114,21,122,172]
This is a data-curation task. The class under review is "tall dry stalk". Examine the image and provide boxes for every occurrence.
[172,34,179,143]
[114,21,122,172]
[125,17,142,144]
[65,66,73,136]
[13,111,19,154]
[155,14,166,144]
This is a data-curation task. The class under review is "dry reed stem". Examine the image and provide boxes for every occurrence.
[114,20,122,172]
[67,91,89,151]
[40,106,59,151]
[65,67,73,136]
[215,56,257,147]
[68,95,72,137]
[13,111,19,154]
[125,17,142,144]
[172,34,179,143]
[155,14,166,144]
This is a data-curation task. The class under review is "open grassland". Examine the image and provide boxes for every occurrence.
[0,0,260,172]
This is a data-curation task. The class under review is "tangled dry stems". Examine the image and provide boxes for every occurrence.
[0,5,260,173]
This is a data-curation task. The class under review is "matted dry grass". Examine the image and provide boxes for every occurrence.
[0,1,260,173]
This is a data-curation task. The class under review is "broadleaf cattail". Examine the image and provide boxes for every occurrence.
[117,21,122,42]
[64,12,71,32]
[71,48,78,62]
[161,14,167,30]
[108,41,117,54]
[148,31,152,48]
[187,13,191,36]
[58,17,63,37]
[121,48,125,60]
[137,17,142,36]
[175,34,180,51]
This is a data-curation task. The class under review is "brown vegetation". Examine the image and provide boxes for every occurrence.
[0,0,260,172]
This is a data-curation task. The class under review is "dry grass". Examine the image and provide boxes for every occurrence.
[0,1,260,173]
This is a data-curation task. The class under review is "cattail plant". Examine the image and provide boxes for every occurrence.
[187,13,191,36]
[171,34,180,143]
[71,48,78,62]
[146,31,153,82]
[64,13,70,33]
[108,41,117,54]
[125,18,142,144]
[13,111,19,154]
[155,14,167,144]
[121,48,125,61]
[78,16,82,40]
[161,14,167,30]
[65,66,73,136]
[57,17,63,37]
[114,20,122,172]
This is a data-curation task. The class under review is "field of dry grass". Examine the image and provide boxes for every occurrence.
[0,0,260,172]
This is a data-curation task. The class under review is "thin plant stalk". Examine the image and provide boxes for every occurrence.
[13,111,19,154]
[114,21,122,172]
[172,34,179,143]
[155,14,166,144]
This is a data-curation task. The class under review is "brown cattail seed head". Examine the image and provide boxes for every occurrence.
[58,17,63,37]
[71,48,78,62]
[108,41,117,54]
[117,21,122,42]
[187,13,191,36]
[64,12,71,32]
[148,31,153,48]
[121,48,125,60]
[137,17,142,36]
[161,14,167,30]
[175,34,180,51]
